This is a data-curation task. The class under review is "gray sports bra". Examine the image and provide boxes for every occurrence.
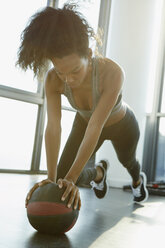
[63,57,123,119]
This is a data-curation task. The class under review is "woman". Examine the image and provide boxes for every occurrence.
[16,4,148,210]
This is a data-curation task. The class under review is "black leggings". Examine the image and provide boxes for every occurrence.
[57,106,141,186]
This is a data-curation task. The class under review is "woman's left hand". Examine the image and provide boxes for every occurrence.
[57,178,81,210]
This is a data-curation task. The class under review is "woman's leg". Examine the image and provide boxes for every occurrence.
[110,107,141,183]
[76,133,106,186]
[96,106,148,202]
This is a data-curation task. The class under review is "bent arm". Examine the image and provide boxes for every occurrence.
[65,67,124,183]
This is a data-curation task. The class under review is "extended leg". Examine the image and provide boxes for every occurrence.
[111,107,148,203]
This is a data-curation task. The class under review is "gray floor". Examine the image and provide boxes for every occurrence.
[0,173,165,248]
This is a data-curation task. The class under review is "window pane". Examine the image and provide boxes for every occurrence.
[0,97,38,170]
[155,118,165,181]
[40,109,76,170]
[160,73,165,112]
[0,0,46,92]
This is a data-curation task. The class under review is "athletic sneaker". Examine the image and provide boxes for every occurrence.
[131,172,149,203]
[90,160,110,199]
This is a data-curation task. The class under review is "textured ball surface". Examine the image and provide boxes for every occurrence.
[27,183,79,235]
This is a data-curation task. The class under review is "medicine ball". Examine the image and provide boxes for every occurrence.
[27,182,79,235]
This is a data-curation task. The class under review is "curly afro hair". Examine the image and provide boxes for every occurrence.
[16,4,95,77]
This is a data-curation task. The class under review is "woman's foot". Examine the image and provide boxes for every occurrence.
[90,160,110,199]
[131,172,149,203]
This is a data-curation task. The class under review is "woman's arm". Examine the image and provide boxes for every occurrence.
[25,70,62,207]
[65,66,124,184]
[44,71,62,182]
[45,124,61,182]
[45,71,81,210]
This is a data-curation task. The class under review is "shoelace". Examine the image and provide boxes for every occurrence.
[90,180,104,190]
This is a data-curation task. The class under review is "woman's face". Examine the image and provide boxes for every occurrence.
[51,53,90,89]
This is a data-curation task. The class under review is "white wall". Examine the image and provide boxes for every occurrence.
[96,0,164,188]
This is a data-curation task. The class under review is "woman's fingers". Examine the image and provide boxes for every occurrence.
[57,179,81,210]
[67,187,77,208]
[25,179,52,208]
[25,183,39,208]
[25,178,81,210]
[78,195,81,210]
[73,189,80,210]
[57,178,63,189]
[38,178,52,186]
[61,181,74,201]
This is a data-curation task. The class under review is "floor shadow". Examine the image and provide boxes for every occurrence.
[25,232,71,248]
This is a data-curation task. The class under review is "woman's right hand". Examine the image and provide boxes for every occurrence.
[25,178,53,208]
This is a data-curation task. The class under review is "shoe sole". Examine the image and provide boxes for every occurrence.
[92,159,110,198]
[134,171,149,204]
[99,159,110,198]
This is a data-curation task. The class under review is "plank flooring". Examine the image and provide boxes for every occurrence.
[0,173,164,248]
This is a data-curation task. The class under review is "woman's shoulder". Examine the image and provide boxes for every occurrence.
[96,57,125,92]
[45,68,64,94]
[97,57,125,77]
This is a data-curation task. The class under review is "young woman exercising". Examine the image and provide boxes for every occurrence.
[16,4,148,210]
